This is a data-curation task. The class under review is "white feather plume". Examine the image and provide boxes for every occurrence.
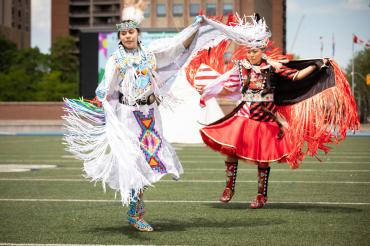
[204,14,271,48]
[121,6,144,24]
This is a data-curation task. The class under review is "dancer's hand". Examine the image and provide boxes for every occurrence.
[195,85,204,95]
[323,58,329,65]
[320,58,330,70]
[135,0,148,11]
[194,15,205,25]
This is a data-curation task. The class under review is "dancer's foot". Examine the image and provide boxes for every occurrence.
[128,216,154,232]
[250,194,268,209]
[219,187,234,203]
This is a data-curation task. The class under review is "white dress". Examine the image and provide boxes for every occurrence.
[63,20,228,205]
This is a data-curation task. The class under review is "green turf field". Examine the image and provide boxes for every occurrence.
[0,136,369,245]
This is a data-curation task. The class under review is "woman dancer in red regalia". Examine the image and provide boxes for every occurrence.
[185,14,359,208]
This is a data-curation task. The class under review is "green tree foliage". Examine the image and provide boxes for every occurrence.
[0,35,79,101]
[0,66,30,101]
[0,34,17,72]
[34,71,78,101]
[346,47,370,123]
[50,36,79,83]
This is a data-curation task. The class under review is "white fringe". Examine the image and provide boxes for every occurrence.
[63,99,156,206]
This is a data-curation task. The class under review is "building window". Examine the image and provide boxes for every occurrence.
[173,4,183,17]
[157,4,166,17]
[206,3,216,16]
[223,3,233,15]
[144,4,150,17]
[189,4,200,17]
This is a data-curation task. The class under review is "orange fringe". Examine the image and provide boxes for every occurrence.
[185,40,231,87]
[277,60,360,168]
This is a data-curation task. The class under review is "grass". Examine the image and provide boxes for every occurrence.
[0,136,369,245]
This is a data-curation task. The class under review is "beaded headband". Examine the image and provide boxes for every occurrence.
[116,20,139,31]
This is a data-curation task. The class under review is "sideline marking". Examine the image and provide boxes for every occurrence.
[0,198,369,205]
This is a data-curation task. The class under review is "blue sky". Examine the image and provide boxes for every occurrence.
[31,0,370,69]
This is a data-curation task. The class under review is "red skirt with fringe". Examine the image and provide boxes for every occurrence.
[200,115,292,163]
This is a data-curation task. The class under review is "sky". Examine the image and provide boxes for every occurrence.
[31,0,51,54]
[286,0,370,69]
[31,0,370,69]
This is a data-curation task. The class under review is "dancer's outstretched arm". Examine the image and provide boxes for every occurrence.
[292,58,329,81]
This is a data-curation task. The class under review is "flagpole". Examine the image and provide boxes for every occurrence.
[332,33,335,58]
[351,34,355,94]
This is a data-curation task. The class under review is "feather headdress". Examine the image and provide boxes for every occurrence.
[204,13,271,48]
[116,4,145,31]
[230,13,271,48]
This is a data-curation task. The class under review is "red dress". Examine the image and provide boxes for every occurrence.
[200,60,298,163]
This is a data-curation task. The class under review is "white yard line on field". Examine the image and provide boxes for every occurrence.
[0,178,369,184]
[0,244,149,246]
[0,160,78,163]
[178,156,370,159]
[0,198,369,206]
[184,168,370,172]
[24,166,370,172]
[1,160,369,165]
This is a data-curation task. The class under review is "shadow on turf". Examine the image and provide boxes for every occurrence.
[90,217,286,235]
[208,203,363,213]
[152,217,286,232]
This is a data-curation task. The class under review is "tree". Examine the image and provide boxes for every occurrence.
[0,34,17,72]
[0,35,79,101]
[50,36,79,83]
[0,66,30,101]
[346,47,370,123]
[33,71,78,101]
[0,45,49,101]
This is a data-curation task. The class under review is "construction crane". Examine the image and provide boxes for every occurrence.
[290,14,305,53]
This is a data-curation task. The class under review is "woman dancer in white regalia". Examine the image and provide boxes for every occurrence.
[63,1,206,232]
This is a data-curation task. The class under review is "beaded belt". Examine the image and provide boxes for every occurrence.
[242,90,273,102]
[119,93,156,106]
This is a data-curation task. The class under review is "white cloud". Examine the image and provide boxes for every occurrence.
[31,0,51,53]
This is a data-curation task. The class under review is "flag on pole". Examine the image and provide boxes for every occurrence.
[353,34,370,48]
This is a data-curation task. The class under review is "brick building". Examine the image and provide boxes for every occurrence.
[0,0,31,49]
[52,0,286,52]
